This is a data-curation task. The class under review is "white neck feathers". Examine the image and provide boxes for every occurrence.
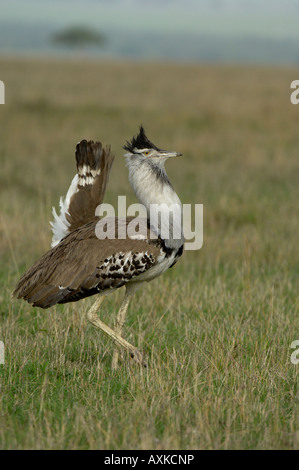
[125,156,184,250]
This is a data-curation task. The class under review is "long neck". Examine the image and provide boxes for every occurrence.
[126,158,184,250]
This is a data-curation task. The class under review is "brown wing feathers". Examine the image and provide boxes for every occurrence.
[13,220,160,308]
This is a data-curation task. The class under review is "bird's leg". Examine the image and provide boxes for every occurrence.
[86,293,147,368]
[112,283,146,369]
[112,289,133,370]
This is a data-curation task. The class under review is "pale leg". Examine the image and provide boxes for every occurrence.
[112,283,144,369]
[86,290,146,368]
[111,290,133,369]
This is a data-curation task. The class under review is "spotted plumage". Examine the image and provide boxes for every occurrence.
[14,218,165,307]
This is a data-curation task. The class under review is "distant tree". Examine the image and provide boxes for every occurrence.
[52,25,106,48]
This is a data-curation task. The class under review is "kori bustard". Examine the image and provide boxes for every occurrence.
[13,126,184,368]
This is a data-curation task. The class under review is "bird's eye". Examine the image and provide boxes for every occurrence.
[144,150,150,156]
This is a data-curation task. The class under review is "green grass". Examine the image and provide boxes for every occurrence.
[0,57,298,449]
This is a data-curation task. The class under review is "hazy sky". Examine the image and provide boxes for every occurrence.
[1,0,298,39]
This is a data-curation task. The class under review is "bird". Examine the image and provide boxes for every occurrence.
[13,126,184,369]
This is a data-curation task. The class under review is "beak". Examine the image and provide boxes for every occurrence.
[161,151,182,158]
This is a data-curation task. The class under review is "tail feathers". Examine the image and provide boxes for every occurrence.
[50,139,114,248]
[50,174,79,248]
[76,139,104,186]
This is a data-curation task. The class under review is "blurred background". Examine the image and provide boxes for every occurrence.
[0,0,299,64]
[0,0,298,451]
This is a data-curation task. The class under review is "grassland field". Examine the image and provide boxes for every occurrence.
[0,56,298,449]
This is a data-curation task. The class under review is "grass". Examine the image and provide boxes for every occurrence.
[0,56,298,449]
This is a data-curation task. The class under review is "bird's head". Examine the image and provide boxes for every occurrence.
[123,126,182,164]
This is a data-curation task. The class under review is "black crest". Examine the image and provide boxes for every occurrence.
[123,125,161,153]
